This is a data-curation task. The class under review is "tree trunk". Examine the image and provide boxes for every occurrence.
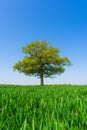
[40,72,44,86]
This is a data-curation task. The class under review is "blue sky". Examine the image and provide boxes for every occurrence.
[0,0,87,85]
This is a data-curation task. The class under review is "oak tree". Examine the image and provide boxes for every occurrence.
[13,40,71,85]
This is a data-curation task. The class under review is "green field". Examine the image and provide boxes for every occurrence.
[0,85,87,130]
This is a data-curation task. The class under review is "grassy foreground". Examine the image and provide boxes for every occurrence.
[0,85,87,130]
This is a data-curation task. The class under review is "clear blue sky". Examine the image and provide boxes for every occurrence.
[0,0,87,85]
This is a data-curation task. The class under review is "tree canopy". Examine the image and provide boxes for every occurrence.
[13,40,71,85]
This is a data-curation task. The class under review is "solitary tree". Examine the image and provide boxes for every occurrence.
[13,40,71,85]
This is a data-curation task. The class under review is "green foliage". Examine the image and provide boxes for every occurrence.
[0,85,87,130]
[13,40,71,85]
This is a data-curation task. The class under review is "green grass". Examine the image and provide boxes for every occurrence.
[0,85,87,130]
